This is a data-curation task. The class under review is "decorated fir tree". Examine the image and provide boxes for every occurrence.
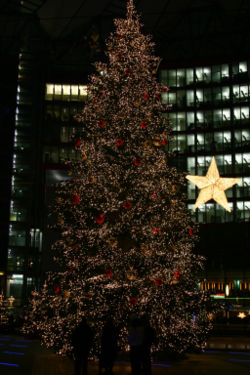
[27,0,214,355]
[0,292,9,329]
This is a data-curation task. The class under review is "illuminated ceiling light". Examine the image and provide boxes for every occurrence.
[186,157,241,211]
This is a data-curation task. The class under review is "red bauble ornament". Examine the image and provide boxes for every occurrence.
[54,285,60,294]
[151,190,157,199]
[105,269,112,277]
[118,53,123,59]
[75,139,81,147]
[99,90,104,96]
[188,228,194,235]
[141,122,147,129]
[93,98,98,105]
[154,277,163,286]
[129,297,138,305]
[71,194,80,205]
[161,86,169,92]
[155,93,161,100]
[125,69,130,76]
[115,139,123,146]
[72,177,78,182]
[134,158,141,166]
[117,34,122,39]
[153,228,160,234]
[98,120,106,128]
[174,270,180,279]
[95,214,104,224]
[143,93,149,100]
[161,139,168,146]
[123,201,132,209]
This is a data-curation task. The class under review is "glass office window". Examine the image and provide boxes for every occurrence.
[79,85,87,97]
[234,129,250,147]
[187,112,195,129]
[196,111,204,125]
[8,229,26,246]
[221,64,229,80]
[177,69,185,87]
[236,177,250,198]
[235,153,250,173]
[213,108,231,127]
[197,133,204,151]
[239,61,248,73]
[204,88,212,104]
[168,112,186,131]
[62,85,70,99]
[7,274,23,299]
[186,69,194,85]
[195,67,211,83]
[176,90,186,107]
[187,134,195,153]
[236,201,250,221]
[160,70,168,85]
[168,70,177,87]
[196,89,204,104]
[187,157,195,174]
[212,65,220,82]
[187,90,194,106]
[168,92,176,105]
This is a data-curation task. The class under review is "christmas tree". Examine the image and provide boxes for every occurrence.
[27,0,214,355]
[0,292,9,330]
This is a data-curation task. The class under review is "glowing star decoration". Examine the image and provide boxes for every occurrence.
[238,312,246,319]
[186,157,241,212]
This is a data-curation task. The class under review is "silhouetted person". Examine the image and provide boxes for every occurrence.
[99,318,119,375]
[72,317,93,375]
[128,315,155,375]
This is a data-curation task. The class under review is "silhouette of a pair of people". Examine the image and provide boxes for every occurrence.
[71,317,118,375]
[128,315,155,375]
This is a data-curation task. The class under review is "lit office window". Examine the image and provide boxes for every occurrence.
[187,134,195,153]
[159,70,167,85]
[186,68,194,85]
[168,70,176,87]
[71,85,79,99]
[221,64,229,79]
[7,274,23,299]
[196,89,204,104]
[62,84,70,95]
[236,177,250,198]
[236,201,250,221]
[235,129,250,147]
[46,84,54,97]
[187,112,195,129]
[54,84,62,96]
[196,111,204,125]
[187,90,194,106]
[177,69,185,87]
[195,67,211,83]
[187,157,195,174]
[239,61,247,73]
[79,85,87,96]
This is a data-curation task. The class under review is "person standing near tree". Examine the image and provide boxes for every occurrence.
[72,317,93,375]
[99,318,119,375]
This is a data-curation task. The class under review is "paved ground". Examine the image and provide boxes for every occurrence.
[1,334,250,375]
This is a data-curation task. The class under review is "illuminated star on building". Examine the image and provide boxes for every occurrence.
[186,156,241,212]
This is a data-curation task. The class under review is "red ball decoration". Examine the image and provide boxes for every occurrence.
[151,190,157,199]
[116,139,123,146]
[117,34,122,39]
[123,201,132,209]
[155,93,161,100]
[161,139,168,146]
[95,214,104,224]
[75,139,81,147]
[105,269,112,277]
[140,122,147,129]
[154,277,163,286]
[118,53,123,59]
[99,90,104,96]
[125,69,130,76]
[174,270,180,279]
[71,194,80,205]
[98,120,106,128]
[72,177,78,182]
[54,285,60,294]
[134,158,141,166]
[129,297,138,305]
[143,93,149,100]
[188,228,194,235]
[161,86,169,92]
[153,228,160,234]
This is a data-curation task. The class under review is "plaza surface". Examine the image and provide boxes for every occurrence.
[1,334,250,375]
